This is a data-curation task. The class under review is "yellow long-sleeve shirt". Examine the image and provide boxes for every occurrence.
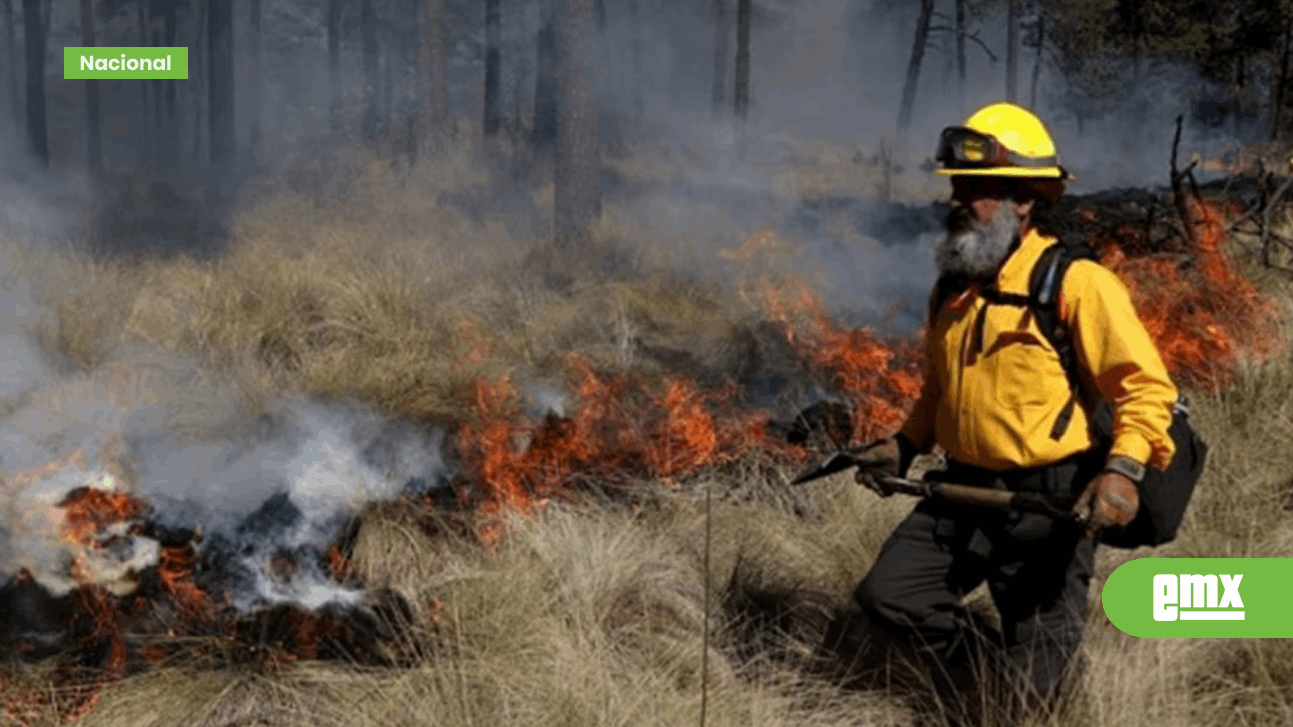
[900,227,1178,472]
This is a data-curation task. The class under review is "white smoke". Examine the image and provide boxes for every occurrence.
[130,398,447,614]
[0,310,448,615]
[2,454,157,598]
[523,383,568,419]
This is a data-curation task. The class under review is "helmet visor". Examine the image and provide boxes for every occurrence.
[935,126,1060,170]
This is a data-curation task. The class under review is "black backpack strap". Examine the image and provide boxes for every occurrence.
[1025,242,1100,440]
[975,286,1030,356]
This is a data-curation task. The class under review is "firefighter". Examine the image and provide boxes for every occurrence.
[845,102,1179,720]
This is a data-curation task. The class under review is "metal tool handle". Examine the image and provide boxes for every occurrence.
[792,454,1087,526]
[873,474,1087,525]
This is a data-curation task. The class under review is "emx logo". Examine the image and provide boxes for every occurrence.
[1103,558,1291,637]
[1152,573,1243,621]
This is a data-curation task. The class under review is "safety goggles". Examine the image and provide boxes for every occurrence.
[935,126,1060,170]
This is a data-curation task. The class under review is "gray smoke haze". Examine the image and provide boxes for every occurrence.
[565,0,1238,329]
[55,0,1234,334]
[0,247,52,403]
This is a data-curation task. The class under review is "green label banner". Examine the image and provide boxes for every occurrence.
[1102,558,1293,637]
[64,47,188,79]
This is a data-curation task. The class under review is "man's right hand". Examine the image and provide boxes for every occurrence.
[852,438,903,497]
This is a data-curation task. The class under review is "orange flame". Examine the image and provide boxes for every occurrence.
[458,354,774,545]
[1098,200,1283,390]
[58,488,145,547]
[141,643,168,665]
[760,274,924,443]
[328,543,349,581]
[53,486,145,704]
[293,613,320,662]
[459,207,1281,548]
[158,543,214,622]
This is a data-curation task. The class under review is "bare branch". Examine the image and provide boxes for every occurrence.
[965,32,998,63]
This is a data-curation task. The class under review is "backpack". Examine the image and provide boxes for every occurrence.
[929,240,1209,549]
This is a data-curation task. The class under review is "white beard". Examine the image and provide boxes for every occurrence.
[934,203,1022,280]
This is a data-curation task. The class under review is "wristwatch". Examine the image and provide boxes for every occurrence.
[1104,454,1146,483]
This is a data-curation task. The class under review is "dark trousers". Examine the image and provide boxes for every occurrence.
[852,453,1099,721]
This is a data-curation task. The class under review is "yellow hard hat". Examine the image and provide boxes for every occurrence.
[933,102,1073,180]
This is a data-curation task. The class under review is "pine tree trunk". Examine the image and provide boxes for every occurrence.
[419,0,448,156]
[954,0,965,113]
[1029,13,1044,109]
[627,0,642,125]
[733,0,750,121]
[1005,0,1018,102]
[248,0,261,155]
[710,0,728,113]
[1119,0,1141,80]
[361,0,379,144]
[896,0,934,137]
[500,0,529,138]
[484,0,501,137]
[403,55,415,166]
[138,0,153,168]
[79,0,100,175]
[503,0,533,136]
[21,0,45,167]
[328,0,340,134]
[382,46,393,141]
[593,0,619,150]
[207,0,235,167]
[1236,54,1245,137]
[149,1,163,168]
[553,0,600,250]
[161,0,178,169]
[1273,17,1291,141]
[192,0,206,163]
[533,0,557,147]
[2,0,17,133]
[940,30,952,97]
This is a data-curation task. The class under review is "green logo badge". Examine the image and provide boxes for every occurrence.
[1102,558,1293,637]
[63,47,188,79]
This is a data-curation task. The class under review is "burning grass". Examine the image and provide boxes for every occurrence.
[1093,200,1284,391]
[2,139,1293,726]
[53,495,917,727]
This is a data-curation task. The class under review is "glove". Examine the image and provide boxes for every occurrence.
[852,434,918,497]
[1071,470,1140,539]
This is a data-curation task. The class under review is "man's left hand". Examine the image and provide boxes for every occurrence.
[1072,471,1140,539]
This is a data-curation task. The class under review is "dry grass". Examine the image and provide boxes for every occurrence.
[29,146,802,429]
[61,488,921,727]
[3,135,1293,727]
